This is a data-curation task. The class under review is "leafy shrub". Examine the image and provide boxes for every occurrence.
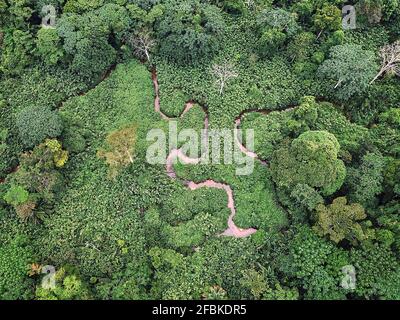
[16,105,63,149]
[0,235,34,300]
[3,185,29,207]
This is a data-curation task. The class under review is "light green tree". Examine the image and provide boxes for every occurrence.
[318,44,378,100]
[35,28,64,65]
[313,197,372,245]
[97,124,137,178]
[313,4,342,37]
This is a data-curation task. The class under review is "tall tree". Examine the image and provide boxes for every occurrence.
[282,225,349,300]
[347,152,385,207]
[0,30,35,76]
[157,0,226,64]
[126,29,156,62]
[318,44,378,100]
[35,27,64,65]
[271,130,346,196]
[6,139,68,220]
[256,7,299,56]
[16,105,63,149]
[313,4,342,38]
[97,124,137,178]
[313,197,371,245]
[211,60,238,95]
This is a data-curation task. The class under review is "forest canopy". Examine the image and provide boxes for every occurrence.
[0,0,399,301]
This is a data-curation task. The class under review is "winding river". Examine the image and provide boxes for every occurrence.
[151,70,272,238]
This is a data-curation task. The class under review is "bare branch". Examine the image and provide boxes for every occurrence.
[244,0,255,9]
[211,61,238,95]
[126,30,155,62]
[371,40,400,84]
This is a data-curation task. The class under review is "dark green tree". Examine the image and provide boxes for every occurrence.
[347,152,386,207]
[157,0,226,64]
[351,243,400,299]
[281,226,349,300]
[271,130,346,196]
[256,7,299,56]
[0,29,34,76]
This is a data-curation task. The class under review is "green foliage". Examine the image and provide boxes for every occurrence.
[377,204,400,254]
[36,267,91,300]
[0,0,33,29]
[262,283,299,300]
[3,185,29,207]
[202,285,228,300]
[164,212,223,249]
[281,226,349,300]
[239,268,299,300]
[256,7,299,56]
[221,0,246,14]
[0,29,34,75]
[313,4,341,33]
[258,28,286,56]
[379,107,400,129]
[149,238,258,299]
[271,130,346,196]
[35,28,64,66]
[35,63,158,294]
[57,4,129,78]
[301,100,368,153]
[95,267,148,300]
[287,31,317,62]
[357,0,399,24]
[64,0,106,13]
[157,0,226,64]
[239,268,267,299]
[351,243,400,299]
[38,170,152,282]
[0,128,7,157]
[290,183,324,211]
[368,112,400,157]
[16,105,63,149]
[383,157,400,200]
[318,44,378,100]
[347,152,386,208]
[0,235,34,300]
[126,1,164,29]
[7,139,68,221]
[313,197,371,245]
[0,0,399,301]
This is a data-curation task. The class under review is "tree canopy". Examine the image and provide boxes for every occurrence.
[0,0,399,302]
